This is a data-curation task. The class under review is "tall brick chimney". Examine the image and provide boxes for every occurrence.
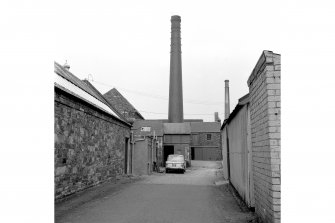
[224,80,230,120]
[168,15,184,123]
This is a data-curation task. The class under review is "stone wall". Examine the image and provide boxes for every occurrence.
[247,50,281,223]
[54,88,131,200]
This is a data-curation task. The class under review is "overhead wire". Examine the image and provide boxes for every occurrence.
[92,79,225,106]
[138,110,218,116]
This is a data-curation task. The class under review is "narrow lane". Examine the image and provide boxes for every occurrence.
[56,161,255,223]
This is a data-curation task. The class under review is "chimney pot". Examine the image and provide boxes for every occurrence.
[63,60,70,70]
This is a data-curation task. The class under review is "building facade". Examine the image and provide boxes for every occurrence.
[131,119,222,173]
[54,62,132,199]
[221,50,281,223]
[190,122,221,161]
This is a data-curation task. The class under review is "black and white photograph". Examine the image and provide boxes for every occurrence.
[1,0,335,223]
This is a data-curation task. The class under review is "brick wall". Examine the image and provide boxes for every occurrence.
[191,132,222,160]
[194,132,221,147]
[54,88,131,200]
[247,51,281,223]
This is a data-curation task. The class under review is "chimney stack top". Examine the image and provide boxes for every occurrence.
[171,15,181,22]
[225,80,229,87]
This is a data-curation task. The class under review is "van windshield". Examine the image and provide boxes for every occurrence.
[167,156,184,162]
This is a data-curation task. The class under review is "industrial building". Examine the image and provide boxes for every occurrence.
[54,62,133,199]
[221,50,281,223]
[131,15,222,173]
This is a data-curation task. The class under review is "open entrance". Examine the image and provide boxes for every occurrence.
[163,145,174,165]
[191,147,195,160]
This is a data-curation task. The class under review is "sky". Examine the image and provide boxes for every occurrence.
[54,0,281,122]
[2,0,335,222]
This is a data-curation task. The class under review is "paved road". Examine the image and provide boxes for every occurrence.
[55,161,255,223]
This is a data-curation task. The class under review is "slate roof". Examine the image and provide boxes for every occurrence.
[82,79,129,123]
[104,88,144,121]
[54,62,130,126]
[55,62,100,100]
[190,122,221,133]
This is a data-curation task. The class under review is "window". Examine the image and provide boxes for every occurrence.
[206,134,211,140]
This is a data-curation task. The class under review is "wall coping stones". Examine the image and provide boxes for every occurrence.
[247,50,280,87]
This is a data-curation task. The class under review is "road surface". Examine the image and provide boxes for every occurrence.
[55,161,255,223]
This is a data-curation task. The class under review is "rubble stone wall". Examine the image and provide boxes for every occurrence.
[54,88,130,200]
[247,51,281,223]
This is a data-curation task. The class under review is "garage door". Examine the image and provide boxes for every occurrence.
[192,147,220,161]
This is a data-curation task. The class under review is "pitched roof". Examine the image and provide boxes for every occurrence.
[190,122,221,133]
[55,62,100,100]
[82,79,129,123]
[104,88,144,120]
[54,62,130,126]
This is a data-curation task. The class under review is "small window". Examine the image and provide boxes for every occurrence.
[207,134,211,140]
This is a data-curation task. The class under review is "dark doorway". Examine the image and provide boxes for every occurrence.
[191,147,195,160]
[163,145,174,165]
[124,137,129,174]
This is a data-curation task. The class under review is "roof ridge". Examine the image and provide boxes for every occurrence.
[82,80,129,124]
[54,61,130,126]
[54,62,104,104]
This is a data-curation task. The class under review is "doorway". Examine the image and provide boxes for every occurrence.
[163,145,174,165]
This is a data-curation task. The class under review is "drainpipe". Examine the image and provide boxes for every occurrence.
[224,80,230,120]
[226,126,231,181]
[224,80,231,181]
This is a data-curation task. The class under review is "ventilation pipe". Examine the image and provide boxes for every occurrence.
[214,112,221,123]
[224,80,230,120]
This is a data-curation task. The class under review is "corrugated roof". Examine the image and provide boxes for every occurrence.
[163,123,191,134]
[54,62,128,125]
[132,120,164,136]
[221,93,250,130]
[190,122,221,133]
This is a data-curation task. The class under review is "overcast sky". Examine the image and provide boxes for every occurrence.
[54,0,281,121]
[2,0,335,222]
